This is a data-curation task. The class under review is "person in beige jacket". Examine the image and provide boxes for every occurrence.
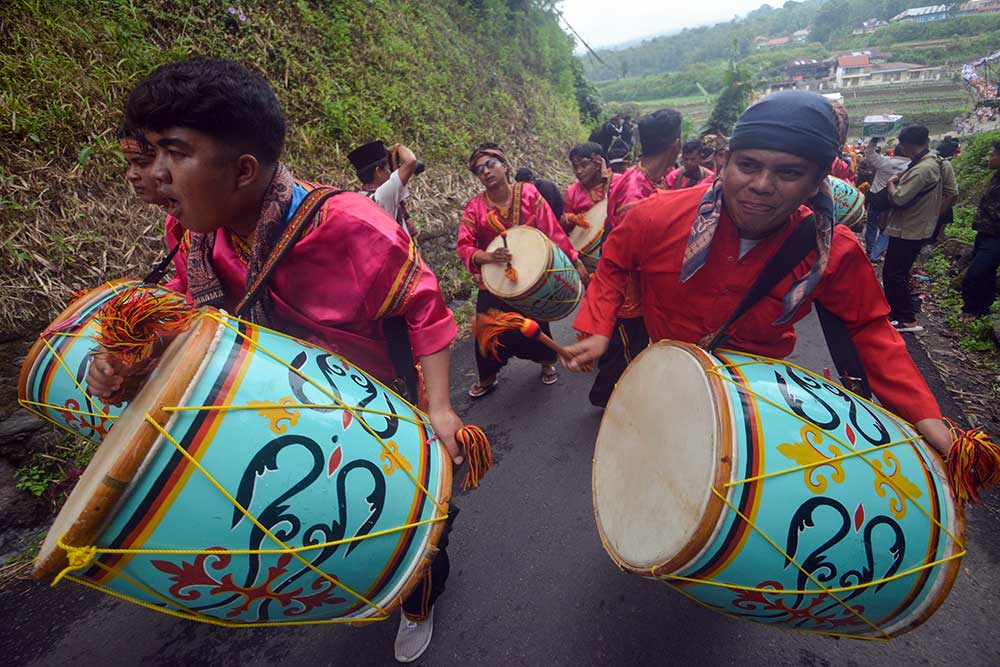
[882,125,958,332]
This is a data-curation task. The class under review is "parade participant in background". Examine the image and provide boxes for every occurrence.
[699,133,728,172]
[86,58,463,664]
[563,141,617,232]
[586,108,682,408]
[961,141,1000,322]
[514,167,564,223]
[936,134,961,158]
[665,140,715,189]
[883,125,957,333]
[348,139,421,237]
[563,90,956,458]
[863,137,909,262]
[606,142,630,174]
[458,143,586,398]
[589,112,633,156]
[119,125,167,206]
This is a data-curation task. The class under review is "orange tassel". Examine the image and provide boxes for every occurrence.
[455,425,492,490]
[945,419,1000,504]
[567,213,590,229]
[474,309,540,361]
[504,264,519,283]
[95,288,195,403]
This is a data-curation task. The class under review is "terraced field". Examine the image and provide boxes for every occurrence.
[623,81,974,138]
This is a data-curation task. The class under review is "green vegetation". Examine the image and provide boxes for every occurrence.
[0,0,589,332]
[595,62,727,102]
[952,129,1000,206]
[705,62,754,136]
[15,436,98,505]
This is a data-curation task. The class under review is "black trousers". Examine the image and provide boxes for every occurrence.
[474,290,556,380]
[883,236,926,324]
[588,317,649,408]
[962,233,1000,316]
[401,506,458,621]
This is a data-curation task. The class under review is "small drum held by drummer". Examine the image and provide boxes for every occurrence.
[457,143,588,399]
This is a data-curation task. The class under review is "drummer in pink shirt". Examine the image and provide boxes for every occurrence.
[664,140,716,190]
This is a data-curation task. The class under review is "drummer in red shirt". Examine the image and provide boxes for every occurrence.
[586,109,682,408]
[562,141,617,232]
[563,90,954,457]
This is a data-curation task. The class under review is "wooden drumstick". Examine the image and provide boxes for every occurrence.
[500,231,518,283]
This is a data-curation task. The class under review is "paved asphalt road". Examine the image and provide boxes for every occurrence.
[2,312,999,667]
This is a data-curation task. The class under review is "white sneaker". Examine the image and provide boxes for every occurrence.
[394,609,434,663]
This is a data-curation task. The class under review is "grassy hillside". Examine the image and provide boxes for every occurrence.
[0,0,587,334]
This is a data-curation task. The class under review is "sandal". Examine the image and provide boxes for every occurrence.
[541,364,559,385]
[468,376,498,399]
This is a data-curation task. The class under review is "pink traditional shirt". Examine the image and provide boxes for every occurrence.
[664,166,715,190]
[564,173,618,217]
[163,184,456,383]
[457,182,578,276]
[603,164,667,317]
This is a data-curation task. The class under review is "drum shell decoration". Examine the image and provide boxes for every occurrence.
[20,285,451,625]
[569,199,608,273]
[593,341,964,640]
[481,225,582,322]
[17,280,160,443]
[829,175,866,230]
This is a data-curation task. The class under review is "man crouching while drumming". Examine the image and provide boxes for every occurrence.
[86,57,462,663]
[562,90,955,458]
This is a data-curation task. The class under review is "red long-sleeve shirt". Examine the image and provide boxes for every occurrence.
[574,184,941,424]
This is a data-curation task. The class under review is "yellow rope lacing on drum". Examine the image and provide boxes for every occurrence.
[28,309,448,627]
[636,348,966,641]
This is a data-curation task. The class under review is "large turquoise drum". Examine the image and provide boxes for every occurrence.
[593,341,964,639]
[481,225,582,321]
[22,289,451,625]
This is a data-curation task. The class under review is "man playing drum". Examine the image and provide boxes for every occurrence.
[85,58,464,663]
[563,90,954,457]
[457,143,587,398]
[587,109,682,409]
[562,141,617,235]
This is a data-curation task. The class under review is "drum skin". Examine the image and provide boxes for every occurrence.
[22,285,451,624]
[829,176,866,230]
[594,341,964,639]
[481,226,582,321]
[569,199,607,273]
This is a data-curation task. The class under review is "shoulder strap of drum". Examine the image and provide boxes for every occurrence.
[704,215,873,399]
[235,187,346,318]
[141,243,181,285]
[511,181,524,227]
[704,215,816,351]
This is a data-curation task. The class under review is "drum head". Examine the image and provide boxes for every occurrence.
[569,199,606,250]
[481,226,550,298]
[34,315,219,579]
[593,342,731,573]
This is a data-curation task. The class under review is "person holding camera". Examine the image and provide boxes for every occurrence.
[348,140,423,237]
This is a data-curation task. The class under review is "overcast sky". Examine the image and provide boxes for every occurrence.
[559,0,776,49]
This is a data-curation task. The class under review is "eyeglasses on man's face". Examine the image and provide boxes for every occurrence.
[474,158,502,176]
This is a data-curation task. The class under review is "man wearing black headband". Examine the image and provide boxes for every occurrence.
[565,90,955,459]
[348,139,422,237]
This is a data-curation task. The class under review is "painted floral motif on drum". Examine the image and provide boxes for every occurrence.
[380,440,412,476]
[151,551,347,618]
[871,450,922,520]
[248,397,300,434]
[777,424,845,493]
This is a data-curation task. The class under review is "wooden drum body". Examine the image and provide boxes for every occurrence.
[568,199,607,273]
[829,175,866,230]
[20,285,451,625]
[481,225,582,321]
[593,341,964,640]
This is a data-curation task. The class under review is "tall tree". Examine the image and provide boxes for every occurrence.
[705,59,754,136]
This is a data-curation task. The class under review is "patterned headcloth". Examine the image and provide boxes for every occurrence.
[119,135,156,156]
[681,90,839,325]
[469,146,509,174]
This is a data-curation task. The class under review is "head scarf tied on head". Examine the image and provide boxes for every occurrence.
[681,90,840,324]
[119,135,156,157]
[469,145,510,179]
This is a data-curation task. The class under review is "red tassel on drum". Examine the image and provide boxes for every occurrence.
[500,231,518,283]
[456,425,492,490]
[946,420,1000,504]
[474,309,540,361]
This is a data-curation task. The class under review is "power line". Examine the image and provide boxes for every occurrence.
[553,8,607,65]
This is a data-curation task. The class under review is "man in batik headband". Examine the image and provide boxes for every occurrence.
[564,90,955,458]
[118,125,166,206]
